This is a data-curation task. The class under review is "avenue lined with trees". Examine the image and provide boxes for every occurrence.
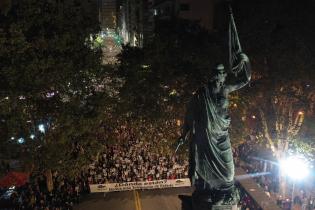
[1,0,315,209]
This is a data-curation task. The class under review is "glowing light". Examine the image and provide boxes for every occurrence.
[38,124,45,133]
[11,137,15,140]
[141,64,150,69]
[17,138,25,144]
[30,134,35,139]
[252,115,256,119]
[169,89,177,96]
[46,92,55,98]
[280,156,310,180]
[298,111,304,115]
[233,103,237,108]
[176,120,181,126]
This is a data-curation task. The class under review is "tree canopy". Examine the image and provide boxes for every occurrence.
[1,0,315,174]
[0,0,108,174]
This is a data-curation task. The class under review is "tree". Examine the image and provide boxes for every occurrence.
[0,0,110,175]
[232,0,315,154]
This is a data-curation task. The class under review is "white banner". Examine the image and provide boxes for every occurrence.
[89,178,191,193]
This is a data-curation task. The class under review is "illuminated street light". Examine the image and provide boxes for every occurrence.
[280,156,310,180]
[17,138,25,144]
[38,124,45,133]
[30,134,35,139]
[280,155,310,208]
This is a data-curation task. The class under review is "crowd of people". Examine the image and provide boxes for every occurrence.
[3,128,312,209]
[87,138,189,184]
[0,124,190,209]
[0,171,90,210]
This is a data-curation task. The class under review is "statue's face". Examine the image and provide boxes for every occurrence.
[215,70,227,83]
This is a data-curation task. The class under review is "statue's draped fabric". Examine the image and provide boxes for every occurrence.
[185,86,234,190]
[181,7,250,193]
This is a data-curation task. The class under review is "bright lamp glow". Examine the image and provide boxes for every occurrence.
[280,156,310,180]
[38,124,45,133]
[17,138,25,144]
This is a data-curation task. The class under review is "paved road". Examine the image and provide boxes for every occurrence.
[75,187,193,210]
[75,166,283,210]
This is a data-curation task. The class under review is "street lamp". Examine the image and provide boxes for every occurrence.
[280,156,310,209]
[17,137,25,144]
[38,124,45,133]
[280,156,310,180]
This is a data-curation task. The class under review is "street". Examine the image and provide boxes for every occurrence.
[75,187,193,210]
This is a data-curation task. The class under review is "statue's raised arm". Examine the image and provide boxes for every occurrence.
[225,52,251,93]
[226,6,251,93]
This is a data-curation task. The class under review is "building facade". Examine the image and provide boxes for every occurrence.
[98,0,117,30]
[99,0,217,47]
[117,0,157,47]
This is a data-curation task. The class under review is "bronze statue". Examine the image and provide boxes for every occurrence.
[177,6,251,208]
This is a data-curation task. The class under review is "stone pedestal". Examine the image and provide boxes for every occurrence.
[190,186,240,210]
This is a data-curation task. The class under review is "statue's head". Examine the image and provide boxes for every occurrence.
[213,63,227,83]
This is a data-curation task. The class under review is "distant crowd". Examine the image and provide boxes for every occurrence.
[0,171,90,210]
[87,138,188,184]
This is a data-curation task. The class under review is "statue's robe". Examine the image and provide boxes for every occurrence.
[185,85,234,191]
